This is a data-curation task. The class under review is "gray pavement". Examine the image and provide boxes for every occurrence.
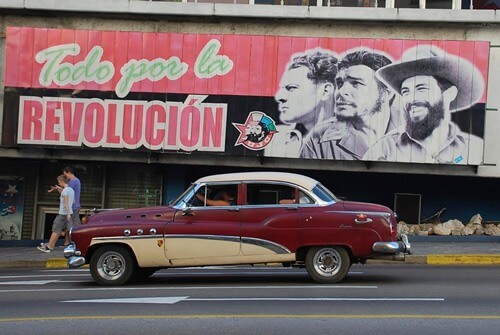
[0,240,499,268]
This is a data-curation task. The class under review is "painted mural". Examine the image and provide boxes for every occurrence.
[0,176,24,240]
[3,27,489,165]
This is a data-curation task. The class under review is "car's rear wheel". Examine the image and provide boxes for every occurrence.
[305,246,350,284]
[90,245,135,286]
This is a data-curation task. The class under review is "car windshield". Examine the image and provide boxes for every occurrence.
[172,183,200,208]
[312,183,337,203]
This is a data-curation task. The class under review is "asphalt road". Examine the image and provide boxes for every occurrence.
[0,265,499,334]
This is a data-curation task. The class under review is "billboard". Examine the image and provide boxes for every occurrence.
[3,27,489,165]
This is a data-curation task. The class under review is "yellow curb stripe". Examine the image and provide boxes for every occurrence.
[427,254,500,265]
[1,314,500,322]
[45,258,68,268]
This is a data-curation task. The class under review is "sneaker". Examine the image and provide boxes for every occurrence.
[37,245,53,253]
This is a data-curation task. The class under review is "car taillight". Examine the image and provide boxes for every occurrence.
[391,215,398,240]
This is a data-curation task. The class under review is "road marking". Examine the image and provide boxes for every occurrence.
[64,297,190,304]
[63,296,444,304]
[0,284,377,293]
[0,280,60,285]
[4,314,499,323]
[156,271,364,276]
[0,274,89,279]
[40,269,89,272]
[188,297,445,302]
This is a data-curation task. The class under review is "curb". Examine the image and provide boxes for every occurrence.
[427,254,500,265]
[46,258,69,268]
[367,254,500,265]
[0,259,68,269]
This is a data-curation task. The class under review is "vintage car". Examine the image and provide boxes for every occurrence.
[65,172,410,286]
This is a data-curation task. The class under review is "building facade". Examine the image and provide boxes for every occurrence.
[1,0,500,241]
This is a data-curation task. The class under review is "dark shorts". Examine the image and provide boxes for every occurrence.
[52,215,69,233]
[71,207,81,227]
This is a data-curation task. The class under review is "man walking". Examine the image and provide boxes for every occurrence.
[63,166,81,245]
[364,45,484,164]
[38,175,74,252]
[301,49,394,160]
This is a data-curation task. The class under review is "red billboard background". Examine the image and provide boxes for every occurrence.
[5,27,489,101]
[3,27,491,165]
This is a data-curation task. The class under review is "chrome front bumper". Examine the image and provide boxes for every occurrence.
[63,243,86,268]
[372,234,411,254]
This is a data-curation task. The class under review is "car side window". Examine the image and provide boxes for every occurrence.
[189,184,238,207]
[246,183,298,205]
[298,190,314,204]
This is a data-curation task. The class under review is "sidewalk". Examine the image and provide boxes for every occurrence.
[1,240,499,269]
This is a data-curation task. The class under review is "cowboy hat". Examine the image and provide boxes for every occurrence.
[376,45,484,112]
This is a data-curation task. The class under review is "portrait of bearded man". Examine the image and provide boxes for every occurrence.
[363,45,484,165]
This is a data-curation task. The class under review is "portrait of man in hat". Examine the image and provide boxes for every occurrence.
[264,49,338,158]
[300,49,395,160]
[364,45,485,165]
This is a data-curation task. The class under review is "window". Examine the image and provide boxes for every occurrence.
[312,183,337,203]
[298,190,314,204]
[186,183,238,207]
[246,183,299,205]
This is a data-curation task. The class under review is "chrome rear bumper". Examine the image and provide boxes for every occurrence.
[372,234,411,254]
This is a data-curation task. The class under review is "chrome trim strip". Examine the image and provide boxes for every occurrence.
[241,237,291,254]
[165,234,240,243]
[93,235,163,241]
[325,210,392,225]
[325,210,391,217]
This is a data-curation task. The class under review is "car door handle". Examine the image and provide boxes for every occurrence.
[354,218,373,224]
[182,208,194,216]
[228,208,240,212]
[285,206,298,210]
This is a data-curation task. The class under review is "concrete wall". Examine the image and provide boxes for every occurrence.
[1,3,499,178]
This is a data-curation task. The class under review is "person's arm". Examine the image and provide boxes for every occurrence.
[195,193,229,206]
[48,185,63,193]
[63,193,71,221]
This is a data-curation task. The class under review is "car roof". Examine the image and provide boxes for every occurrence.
[195,172,320,191]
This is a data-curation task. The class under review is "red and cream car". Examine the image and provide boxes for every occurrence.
[65,172,410,286]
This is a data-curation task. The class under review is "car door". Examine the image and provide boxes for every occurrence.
[239,182,300,257]
[165,182,241,263]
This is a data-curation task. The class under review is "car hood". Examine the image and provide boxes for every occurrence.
[85,205,177,224]
[341,200,393,214]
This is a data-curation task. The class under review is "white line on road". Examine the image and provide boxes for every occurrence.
[188,298,446,302]
[0,274,89,279]
[0,280,60,285]
[62,296,445,304]
[156,271,364,276]
[64,297,190,304]
[0,284,377,293]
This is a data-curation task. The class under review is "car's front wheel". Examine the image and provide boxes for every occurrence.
[305,246,351,284]
[90,245,135,286]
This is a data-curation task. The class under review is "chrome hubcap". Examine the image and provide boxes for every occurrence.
[313,248,341,277]
[97,251,126,280]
